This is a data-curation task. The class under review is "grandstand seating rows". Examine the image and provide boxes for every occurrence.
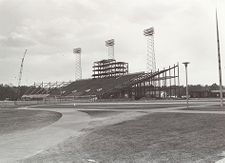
[22,72,143,99]
[62,72,143,97]
[61,65,177,98]
[22,65,179,100]
[23,68,173,98]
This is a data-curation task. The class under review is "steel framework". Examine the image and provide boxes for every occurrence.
[92,59,128,79]
[100,63,180,100]
[22,81,72,100]
[73,48,82,80]
[144,27,156,73]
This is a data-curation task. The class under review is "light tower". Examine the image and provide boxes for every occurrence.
[73,48,82,81]
[144,27,156,72]
[105,39,115,59]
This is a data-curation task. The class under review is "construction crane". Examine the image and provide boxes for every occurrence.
[17,49,28,99]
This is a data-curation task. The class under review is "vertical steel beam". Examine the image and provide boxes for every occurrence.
[174,64,177,97]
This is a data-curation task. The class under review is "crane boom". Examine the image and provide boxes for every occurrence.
[18,49,28,87]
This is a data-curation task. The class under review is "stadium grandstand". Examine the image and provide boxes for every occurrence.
[22,61,180,101]
[22,36,180,101]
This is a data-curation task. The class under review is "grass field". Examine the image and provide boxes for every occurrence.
[182,105,225,111]
[21,105,225,163]
[2,101,225,162]
[79,112,225,163]
[0,109,62,135]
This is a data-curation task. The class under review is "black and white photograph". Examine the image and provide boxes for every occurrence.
[0,0,225,162]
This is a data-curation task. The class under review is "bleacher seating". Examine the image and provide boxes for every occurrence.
[21,65,179,100]
[22,68,173,100]
[61,72,143,97]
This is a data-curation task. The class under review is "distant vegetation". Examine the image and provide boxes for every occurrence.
[0,83,221,101]
[0,84,29,101]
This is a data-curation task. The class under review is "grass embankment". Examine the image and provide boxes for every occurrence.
[22,111,225,163]
[81,110,122,117]
[183,105,225,111]
[80,113,225,163]
[0,109,62,135]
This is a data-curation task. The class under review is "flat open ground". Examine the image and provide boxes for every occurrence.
[1,99,225,162]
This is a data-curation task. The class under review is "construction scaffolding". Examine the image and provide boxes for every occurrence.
[22,81,72,100]
[100,63,180,100]
[131,64,180,99]
[92,59,128,79]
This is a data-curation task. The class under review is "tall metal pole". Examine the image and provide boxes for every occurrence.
[183,62,190,108]
[18,49,28,87]
[17,49,28,100]
[177,62,180,98]
[216,9,223,107]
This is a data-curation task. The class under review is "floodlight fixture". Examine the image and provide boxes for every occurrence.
[73,48,81,54]
[144,27,154,36]
[105,39,115,47]
[105,39,115,59]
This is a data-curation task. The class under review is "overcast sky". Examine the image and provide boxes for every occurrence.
[0,0,224,86]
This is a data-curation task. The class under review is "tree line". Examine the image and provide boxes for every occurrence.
[0,84,29,101]
[0,83,222,101]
